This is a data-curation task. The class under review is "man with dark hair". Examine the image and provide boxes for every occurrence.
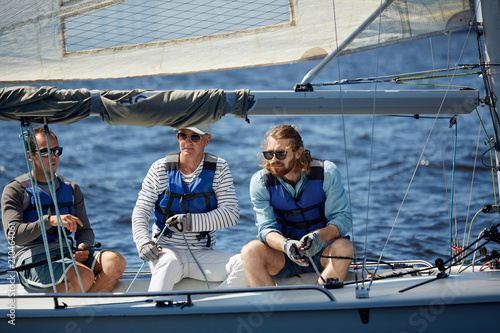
[1,126,126,293]
[241,124,353,286]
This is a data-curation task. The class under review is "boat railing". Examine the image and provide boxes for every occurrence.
[1,285,336,309]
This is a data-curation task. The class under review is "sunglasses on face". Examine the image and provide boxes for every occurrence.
[262,150,288,160]
[177,132,203,143]
[39,147,63,157]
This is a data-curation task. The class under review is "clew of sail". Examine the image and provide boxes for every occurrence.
[0,0,473,84]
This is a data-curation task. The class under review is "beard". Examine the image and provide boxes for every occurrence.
[268,157,297,178]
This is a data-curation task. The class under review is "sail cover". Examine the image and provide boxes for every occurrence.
[0,0,473,83]
[0,86,250,126]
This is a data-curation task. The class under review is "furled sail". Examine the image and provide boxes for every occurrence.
[0,86,250,126]
[0,0,473,84]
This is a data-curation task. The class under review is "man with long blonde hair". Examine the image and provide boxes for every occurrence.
[241,125,353,286]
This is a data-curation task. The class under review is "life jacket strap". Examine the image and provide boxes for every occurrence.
[275,201,327,238]
[26,201,73,211]
[274,201,325,217]
[196,232,212,247]
[161,190,216,213]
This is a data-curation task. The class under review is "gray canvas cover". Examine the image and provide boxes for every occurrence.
[0,86,250,127]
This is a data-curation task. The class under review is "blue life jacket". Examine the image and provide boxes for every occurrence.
[154,153,218,245]
[17,175,75,243]
[263,159,327,240]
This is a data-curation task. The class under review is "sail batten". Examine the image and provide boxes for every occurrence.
[0,0,473,84]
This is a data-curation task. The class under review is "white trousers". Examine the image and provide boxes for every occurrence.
[148,246,247,292]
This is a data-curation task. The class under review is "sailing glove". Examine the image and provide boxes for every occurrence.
[166,213,192,234]
[300,231,322,256]
[139,241,160,262]
[282,238,307,266]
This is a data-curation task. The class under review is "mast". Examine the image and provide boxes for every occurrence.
[480,0,500,196]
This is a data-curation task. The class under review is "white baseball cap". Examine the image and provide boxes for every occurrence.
[181,124,211,135]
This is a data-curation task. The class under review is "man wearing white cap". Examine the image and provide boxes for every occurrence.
[132,124,246,291]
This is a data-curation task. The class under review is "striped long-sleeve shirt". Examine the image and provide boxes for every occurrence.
[132,154,239,250]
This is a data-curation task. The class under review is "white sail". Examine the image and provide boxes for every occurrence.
[2,1,500,332]
[0,0,472,84]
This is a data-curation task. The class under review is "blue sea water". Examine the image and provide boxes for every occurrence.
[0,31,496,272]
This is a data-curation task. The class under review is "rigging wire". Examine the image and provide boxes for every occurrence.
[367,27,481,288]
[20,121,86,293]
[475,107,498,205]
[312,0,493,293]
[19,122,58,292]
[456,3,500,262]
[42,124,70,293]
[475,8,500,156]
[461,107,489,256]
[329,0,358,290]
[430,36,437,87]
[444,19,490,263]
[40,124,85,293]
[449,118,458,261]
[450,6,498,268]
[361,0,384,292]
[309,66,481,88]
[438,117,452,262]
[344,223,499,287]
[367,113,446,290]
[367,2,498,286]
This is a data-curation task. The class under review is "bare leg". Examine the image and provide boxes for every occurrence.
[88,250,126,292]
[241,240,285,287]
[319,238,353,284]
[55,264,94,293]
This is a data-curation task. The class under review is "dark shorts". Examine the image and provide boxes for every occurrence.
[274,240,334,278]
[19,248,101,293]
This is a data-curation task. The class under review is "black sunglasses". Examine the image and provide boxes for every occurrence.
[177,132,203,143]
[39,147,63,157]
[262,150,288,160]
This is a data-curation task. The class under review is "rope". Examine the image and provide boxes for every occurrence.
[311,66,481,88]
[20,121,85,293]
[342,224,499,287]
[304,250,326,284]
[126,221,211,292]
[457,208,483,271]
[20,122,57,292]
[41,124,85,292]
[41,123,70,292]
[182,234,211,290]
[125,223,171,293]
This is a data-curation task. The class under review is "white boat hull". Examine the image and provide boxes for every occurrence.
[2,269,500,332]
